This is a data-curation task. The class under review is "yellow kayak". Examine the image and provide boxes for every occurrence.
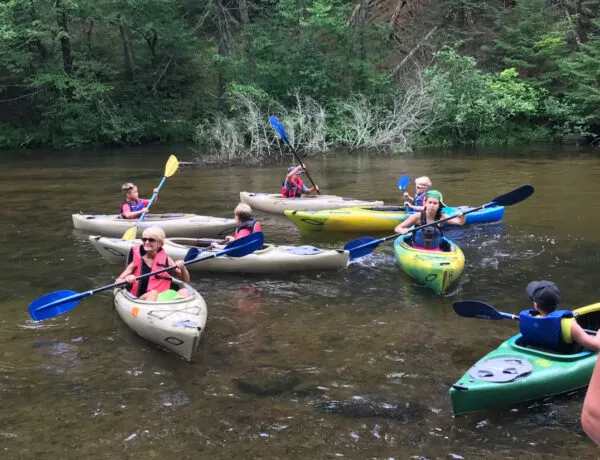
[284,206,409,232]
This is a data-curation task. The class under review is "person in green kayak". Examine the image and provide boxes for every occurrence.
[211,203,262,249]
[519,280,600,352]
[121,182,159,219]
[116,227,190,301]
[282,164,319,198]
[403,176,432,212]
[394,190,465,251]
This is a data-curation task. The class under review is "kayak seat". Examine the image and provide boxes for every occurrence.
[515,336,586,355]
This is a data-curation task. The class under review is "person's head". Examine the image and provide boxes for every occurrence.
[121,182,139,200]
[424,190,446,218]
[234,203,253,223]
[526,280,561,315]
[415,176,432,194]
[288,165,304,176]
[141,227,165,252]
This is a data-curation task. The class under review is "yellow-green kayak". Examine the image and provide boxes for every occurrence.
[285,206,410,232]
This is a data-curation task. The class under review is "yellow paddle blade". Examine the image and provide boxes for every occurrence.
[121,226,138,240]
[165,155,179,177]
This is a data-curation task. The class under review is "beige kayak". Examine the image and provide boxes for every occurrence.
[89,235,349,273]
[73,213,236,238]
[113,279,207,361]
[239,191,384,214]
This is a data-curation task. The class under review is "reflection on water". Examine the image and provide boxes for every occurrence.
[1,146,600,458]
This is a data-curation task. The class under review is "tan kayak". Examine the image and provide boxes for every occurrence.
[89,236,349,273]
[113,279,207,361]
[73,213,236,238]
[239,191,384,214]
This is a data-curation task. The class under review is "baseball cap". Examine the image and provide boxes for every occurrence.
[526,280,561,309]
[425,190,447,208]
[287,166,304,175]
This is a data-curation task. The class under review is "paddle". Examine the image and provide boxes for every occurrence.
[29,232,265,321]
[269,115,320,195]
[453,300,597,335]
[398,175,410,192]
[344,184,534,260]
[121,155,180,240]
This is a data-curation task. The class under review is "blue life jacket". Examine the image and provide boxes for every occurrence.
[412,211,443,249]
[121,199,147,216]
[519,309,574,351]
[414,191,427,207]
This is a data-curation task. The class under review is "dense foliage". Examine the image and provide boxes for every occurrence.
[1,0,600,154]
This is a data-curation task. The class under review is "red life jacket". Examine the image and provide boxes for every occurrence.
[282,177,303,198]
[129,245,172,296]
[234,220,262,239]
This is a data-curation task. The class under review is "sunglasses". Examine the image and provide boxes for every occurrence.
[142,237,157,243]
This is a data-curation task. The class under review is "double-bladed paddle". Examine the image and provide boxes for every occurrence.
[344,185,534,260]
[122,155,180,240]
[398,175,410,191]
[269,115,320,195]
[453,300,597,335]
[29,232,265,321]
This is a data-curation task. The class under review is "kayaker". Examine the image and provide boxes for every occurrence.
[519,280,600,352]
[403,176,432,211]
[282,164,318,198]
[116,227,190,301]
[211,203,262,249]
[120,182,159,219]
[394,190,465,251]
[582,357,600,446]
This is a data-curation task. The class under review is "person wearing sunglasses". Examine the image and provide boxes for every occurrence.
[403,176,432,212]
[120,182,160,219]
[116,227,190,301]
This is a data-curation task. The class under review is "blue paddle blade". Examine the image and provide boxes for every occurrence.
[184,247,202,262]
[29,290,82,321]
[453,300,511,320]
[219,232,264,258]
[397,175,410,191]
[269,116,291,145]
[344,236,382,260]
[491,185,534,207]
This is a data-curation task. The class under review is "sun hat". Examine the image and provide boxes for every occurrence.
[425,190,447,208]
[526,281,561,309]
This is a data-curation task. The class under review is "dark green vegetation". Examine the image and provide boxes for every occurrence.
[1,0,600,155]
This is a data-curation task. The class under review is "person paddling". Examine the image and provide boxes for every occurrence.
[403,176,432,211]
[116,227,190,301]
[282,164,318,198]
[120,182,159,219]
[394,190,465,251]
[212,203,262,249]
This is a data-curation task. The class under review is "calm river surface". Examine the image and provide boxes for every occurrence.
[2,145,600,459]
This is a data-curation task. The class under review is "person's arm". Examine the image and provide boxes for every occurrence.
[394,213,420,234]
[582,355,600,446]
[441,212,466,226]
[286,165,304,182]
[303,184,319,195]
[571,322,600,351]
[116,262,136,284]
[169,258,190,283]
[403,192,414,203]
[121,203,149,219]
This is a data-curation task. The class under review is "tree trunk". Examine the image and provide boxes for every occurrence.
[55,2,74,78]
[119,25,135,78]
[237,0,253,76]
[217,1,230,111]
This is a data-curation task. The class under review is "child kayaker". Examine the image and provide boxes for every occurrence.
[120,182,159,219]
[282,164,318,198]
[116,227,190,301]
[519,280,600,352]
[211,203,263,249]
[403,176,432,211]
[394,190,465,251]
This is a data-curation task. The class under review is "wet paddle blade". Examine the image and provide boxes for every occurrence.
[269,115,291,145]
[344,236,383,260]
[453,300,516,320]
[218,232,264,258]
[491,185,534,207]
[165,155,179,177]
[397,175,410,191]
[29,290,83,321]
[184,247,202,262]
[121,226,137,240]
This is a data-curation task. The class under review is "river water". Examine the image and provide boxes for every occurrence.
[1,145,600,459]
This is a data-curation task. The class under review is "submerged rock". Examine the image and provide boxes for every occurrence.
[235,366,300,395]
[314,394,426,422]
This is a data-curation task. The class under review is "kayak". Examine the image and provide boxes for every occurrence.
[113,279,207,361]
[89,236,349,273]
[284,205,504,233]
[72,213,236,238]
[393,235,464,295]
[239,191,384,214]
[450,303,600,416]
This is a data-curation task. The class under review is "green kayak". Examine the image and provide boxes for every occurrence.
[450,303,600,416]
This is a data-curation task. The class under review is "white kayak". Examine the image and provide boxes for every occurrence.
[89,235,349,273]
[113,279,207,361]
[73,213,236,238]
[239,191,384,214]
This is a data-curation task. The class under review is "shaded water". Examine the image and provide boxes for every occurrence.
[2,145,600,458]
